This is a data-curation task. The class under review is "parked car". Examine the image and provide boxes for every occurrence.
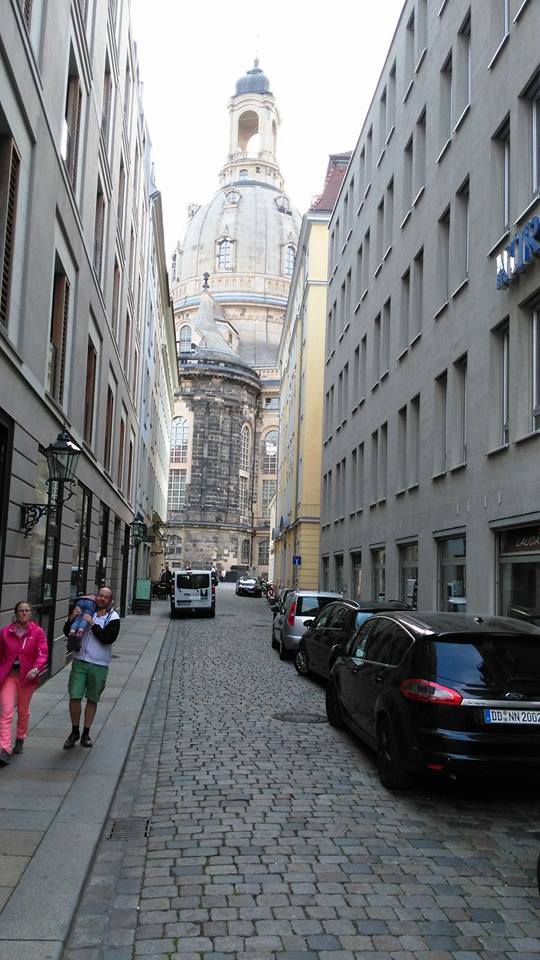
[268,586,295,618]
[326,610,540,790]
[294,599,412,680]
[271,590,342,660]
[236,577,262,597]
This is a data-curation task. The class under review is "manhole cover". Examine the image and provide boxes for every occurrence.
[108,818,151,840]
[272,711,327,724]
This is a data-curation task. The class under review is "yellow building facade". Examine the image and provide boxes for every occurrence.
[273,156,350,589]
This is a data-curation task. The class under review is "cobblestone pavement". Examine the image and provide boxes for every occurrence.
[63,585,540,960]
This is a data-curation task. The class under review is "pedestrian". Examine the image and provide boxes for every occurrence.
[62,586,120,749]
[0,600,48,766]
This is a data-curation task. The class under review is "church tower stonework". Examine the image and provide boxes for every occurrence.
[167,62,301,577]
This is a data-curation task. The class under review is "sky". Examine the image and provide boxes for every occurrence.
[131,0,405,257]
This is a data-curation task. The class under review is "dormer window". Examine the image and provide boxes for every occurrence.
[216,236,235,271]
[284,243,296,276]
[239,169,249,180]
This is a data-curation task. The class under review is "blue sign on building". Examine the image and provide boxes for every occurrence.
[496,216,540,289]
[292,555,302,566]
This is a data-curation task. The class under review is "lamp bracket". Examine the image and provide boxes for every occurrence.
[20,482,76,538]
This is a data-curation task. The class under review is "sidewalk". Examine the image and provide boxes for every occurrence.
[0,602,171,960]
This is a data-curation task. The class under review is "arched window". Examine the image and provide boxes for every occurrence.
[170,417,188,463]
[217,238,232,269]
[258,540,269,565]
[285,244,296,276]
[178,324,191,351]
[240,425,250,471]
[262,430,278,473]
[239,475,248,514]
[239,169,249,180]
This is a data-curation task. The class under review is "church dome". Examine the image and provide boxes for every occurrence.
[235,60,271,96]
[179,182,301,282]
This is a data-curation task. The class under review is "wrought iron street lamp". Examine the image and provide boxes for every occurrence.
[21,431,82,537]
[130,512,146,546]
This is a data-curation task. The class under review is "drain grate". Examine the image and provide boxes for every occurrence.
[272,711,327,724]
[108,817,151,840]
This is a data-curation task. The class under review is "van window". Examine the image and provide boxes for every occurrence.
[177,573,210,590]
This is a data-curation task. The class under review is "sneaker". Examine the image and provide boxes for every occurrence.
[63,730,80,749]
[13,739,24,755]
[80,732,93,748]
[0,749,11,766]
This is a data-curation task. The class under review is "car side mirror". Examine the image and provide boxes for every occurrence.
[303,619,315,629]
[330,643,343,656]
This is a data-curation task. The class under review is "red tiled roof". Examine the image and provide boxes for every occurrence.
[310,152,352,213]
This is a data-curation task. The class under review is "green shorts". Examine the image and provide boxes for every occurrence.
[68,659,109,703]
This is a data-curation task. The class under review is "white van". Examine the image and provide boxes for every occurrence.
[170,570,216,618]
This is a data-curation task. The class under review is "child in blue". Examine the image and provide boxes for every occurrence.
[67,594,98,652]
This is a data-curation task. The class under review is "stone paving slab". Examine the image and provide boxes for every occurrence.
[61,585,540,959]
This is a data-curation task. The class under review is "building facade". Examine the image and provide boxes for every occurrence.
[0,0,176,676]
[168,61,300,577]
[321,0,540,620]
[274,155,350,590]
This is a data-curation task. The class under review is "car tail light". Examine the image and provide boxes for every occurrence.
[287,601,297,627]
[400,678,462,706]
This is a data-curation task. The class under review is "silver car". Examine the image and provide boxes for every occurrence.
[271,590,343,661]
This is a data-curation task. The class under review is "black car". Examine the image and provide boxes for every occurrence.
[326,611,540,790]
[294,600,412,680]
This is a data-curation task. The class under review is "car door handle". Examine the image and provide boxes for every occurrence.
[374,675,383,684]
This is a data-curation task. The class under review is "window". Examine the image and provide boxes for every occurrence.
[240,425,250,471]
[405,10,415,91]
[379,422,387,500]
[61,47,82,190]
[258,540,269,565]
[440,52,453,148]
[0,136,20,328]
[285,244,295,276]
[400,544,418,608]
[403,136,413,217]
[93,180,105,281]
[384,178,393,253]
[363,230,370,293]
[321,556,329,591]
[366,127,373,185]
[334,554,344,593]
[360,335,367,401]
[83,337,97,444]
[494,319,510,446]
[127,436,134,502]
[414,109,427,198]
[493,116,510,233]
[416,0,427,64]
[376,197,384,265]
[117,157,126,234]
[388,63,396,135]
[104,385,114,471]
[171,417,188,463]
[532,309,540,430]
[101,55,113,152]
[239,169,248,180]
[397,405,407,492]
[527,73,540,195]
[371,547,385,601]
[437,208,451,306]
[47,258,70,404]
[239,475,248,514]
[455,178,470,282]
[381,299,390,376]
[168,469,187,511]
[456,12,471,121]
[70,482,91,601]
[412,248,424,339]
[378,88,387,158]
[111,260,120,338]
[261,478,276,517]
[434,372,448,474]
[370,430,378,504]
[409,395,420,485]
[400,268,410,350]
[454,355,468,463]
[264,396,279,410]
[350,551,362,599]
[123,312,131,379]
[439,536,466,612]
[179,324,192,351]
[262,431,278,473]
[373,314,381,384]
[117,417,125,489]
[217,238,232,269]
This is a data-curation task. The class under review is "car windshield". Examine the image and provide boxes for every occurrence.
[177,574,209,590]
[297,596,339,617]
[430,635,540,685]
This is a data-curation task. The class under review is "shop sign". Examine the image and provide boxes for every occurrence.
[496,216,540,289]
[500,527,540,554]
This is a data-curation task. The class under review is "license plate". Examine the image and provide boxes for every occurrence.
[484,708,540,724]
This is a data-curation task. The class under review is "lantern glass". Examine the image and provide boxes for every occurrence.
[45,431,82,484]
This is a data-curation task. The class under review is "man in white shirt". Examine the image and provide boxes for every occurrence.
[62,586,120,749]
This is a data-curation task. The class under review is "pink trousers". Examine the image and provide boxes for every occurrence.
[0,673,35,752]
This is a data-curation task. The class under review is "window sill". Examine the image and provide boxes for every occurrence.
[415,48,427,75]
[361,288,368,302]
[434,300,449,320]
[403,78,414,104]
[378,497,387,506]
[432,470,446,481]
[410,330,422,348]
[383,244,393,262]
[451,276,469,299]
[380,369,389,382]
[355,201,364,217]
[408,482,420,492]
[436,138,452,164]
[400,209,412,230]
[450,461,467,474]
[514,195,540,228]
[486,443,509,457]
[340,240,348,256]
[453,103,470,134]
[514,0,531,21]
[377,148,385,168]
[374,262,383,278]
[364,182,371,201]
[354,301,362,315]
[371,381,379,393]
[438,0,449,14]
[396,488,406,498]
[487,229,510,258]
[397,346,408,362]
[346,228,353,243]
[515,429,540,446]
[412,185,425,208]
[369,502,377,510]
[385,125,395,147]
[487,32,509,71]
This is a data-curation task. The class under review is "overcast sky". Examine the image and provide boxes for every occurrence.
[131,0,405,256]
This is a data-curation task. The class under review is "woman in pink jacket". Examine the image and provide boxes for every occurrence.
[0,601,48,766]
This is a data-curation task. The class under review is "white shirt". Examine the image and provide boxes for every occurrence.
[74,610,120,667]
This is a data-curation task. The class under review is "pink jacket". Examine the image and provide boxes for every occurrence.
[0,620,48,689]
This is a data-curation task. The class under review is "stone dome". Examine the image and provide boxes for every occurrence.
[235,60,271,97]
[179,182,301,281]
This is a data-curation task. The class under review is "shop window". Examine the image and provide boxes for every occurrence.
[499,526,540,623]
[70,483,92,600]
[334,554,344,593]
[439,535,466,612]
[350,551,362,599]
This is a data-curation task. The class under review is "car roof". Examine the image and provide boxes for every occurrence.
[356,599,412,611]
[177,569,211,574]
[292,590,343,598]
[366,610,540,637]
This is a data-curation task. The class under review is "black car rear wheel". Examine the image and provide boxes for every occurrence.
[278,634,289,661]
[325,677,344,728]
[294,645,310,676]
[271,628,278,649]
[376,716,411,790]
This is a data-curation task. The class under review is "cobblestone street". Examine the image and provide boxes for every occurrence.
[64,586,540,960]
